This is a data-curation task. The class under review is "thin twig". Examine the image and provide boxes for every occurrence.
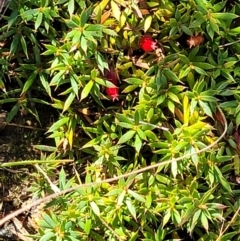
[0,106,227,227]
[219,39,240,48]
[215,206,240,241]
[98,216,123,241]
[2,122,46,131]
[128,118,169,131]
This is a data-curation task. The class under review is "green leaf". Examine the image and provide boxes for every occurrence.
[181,25,192,35]
[196,5,208,15]
[68,0,75,14]
[236,112,240,127]
[199,100,213,117]
[134,111,141,125]
[0,78,6,93]
[39,73,52,97]
[190,18,205,28]
[220,232,239,241]
[40,213,57,229]
[50,70,65,85]
[84,219,92,235]
[194,79,206,93]
[117,122,134,129]
[200,90,218,102]
[111,0,121,21]
[59,168,66,190]
[80,6,93,26]
[194,66,208,75]
[90,201,100,216]
[145,130,159,142]
[81,80,94,101]
[70,76,79,97]
[122,85,139,93]
[213,1,226,12]
[144,15,152,32]
[163,69,180,83]
[175,9,181,21]
[47,117,69,133]
[171,159,177,178]
[206,23,214,40]
[214,166,232,192]
[190,146,198,167]
[63,92,75,112]
[20,35,28,58]
[80,35,87,53]
[126,198,137,219]
[90,231,105,241]
[224,61,237,68]
[192,62,215,70]
[39,232,55,241]
[33,145,58,152]
[116,114,134,124]
[209,18,219,33]
[95,78,115,87]
[95,52,108,73]
[179,54,190,64]
[35,12,43,30]
[103,28,118,36]
[164,130,173,142]
[21,71,38,95]
[145,192,153,209]
[124,78,143,85]
[118,130,136,144]
[188,46,199,60]
[169,26,178,36]
[201,212,209,231]
[211,13,238,20]
[168,92,180,103]
[128,189,145,202]
[180,205,197,226]
[167,100,175,114]
[190,209,201,232]
[6,103,20,123]
[117,190,126,206]
[134,133,142,153]
[172,209,181,225]
[129,231,138,241]
[179,66,191,79]
[229,26,240,35]
[162,209,171,228]
[199,96,217,102]
[10,34,21,54]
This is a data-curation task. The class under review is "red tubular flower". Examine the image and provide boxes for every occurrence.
[139,34,158,52]
[104,64,119,101]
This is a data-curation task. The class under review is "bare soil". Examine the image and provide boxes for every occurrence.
[0,106,56,240]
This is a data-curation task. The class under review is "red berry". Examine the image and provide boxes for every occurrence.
[139,34,158,52]
[104,64,119,101]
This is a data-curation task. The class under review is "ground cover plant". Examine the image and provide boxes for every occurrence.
[0,0,240,240]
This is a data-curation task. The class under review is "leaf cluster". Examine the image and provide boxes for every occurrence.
[1,0,240,240]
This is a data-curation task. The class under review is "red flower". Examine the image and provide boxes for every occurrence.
[104,64,119,101]
[139,34,158,52]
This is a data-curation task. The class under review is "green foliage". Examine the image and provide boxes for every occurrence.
[1,0,240,240]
